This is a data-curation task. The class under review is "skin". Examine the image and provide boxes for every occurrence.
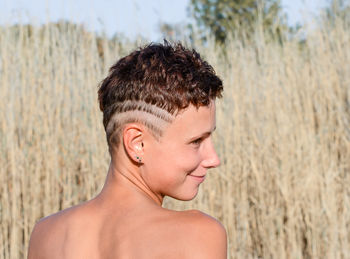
[28,100,227,259]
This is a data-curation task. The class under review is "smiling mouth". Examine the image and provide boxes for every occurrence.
[189,174,206,183]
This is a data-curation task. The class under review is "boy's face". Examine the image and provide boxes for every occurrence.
[141,100,220,201]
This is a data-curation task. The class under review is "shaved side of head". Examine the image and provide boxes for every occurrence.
[106,101,176,149]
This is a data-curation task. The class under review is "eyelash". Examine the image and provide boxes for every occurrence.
[191,138,203,146]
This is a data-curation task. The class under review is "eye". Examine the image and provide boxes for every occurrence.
[191,138,203,146]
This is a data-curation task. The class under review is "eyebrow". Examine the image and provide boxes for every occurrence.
[188,126,217,141]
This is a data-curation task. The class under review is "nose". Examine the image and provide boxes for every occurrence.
[202,138,221,169]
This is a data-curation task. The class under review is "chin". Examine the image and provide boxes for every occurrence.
[170,189,200,201]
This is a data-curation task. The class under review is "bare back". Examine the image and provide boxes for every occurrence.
[28,197,227,259]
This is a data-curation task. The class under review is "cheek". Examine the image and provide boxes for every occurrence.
[145,141,202,178]
[173,146,201,173]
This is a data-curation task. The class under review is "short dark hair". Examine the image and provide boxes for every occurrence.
[98,41,223,152]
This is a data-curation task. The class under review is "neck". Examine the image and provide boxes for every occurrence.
[98,161,164,206]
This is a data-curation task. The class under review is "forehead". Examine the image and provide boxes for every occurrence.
[162,101,216,139]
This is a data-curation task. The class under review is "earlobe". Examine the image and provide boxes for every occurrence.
[123,124,145,164]
[135,155,142,163]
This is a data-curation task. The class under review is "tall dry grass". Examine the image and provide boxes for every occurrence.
[1,18,350,258]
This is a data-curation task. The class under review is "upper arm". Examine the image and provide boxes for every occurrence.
[183,211,227,259]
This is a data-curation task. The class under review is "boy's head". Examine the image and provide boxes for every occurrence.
[98,42,223,155]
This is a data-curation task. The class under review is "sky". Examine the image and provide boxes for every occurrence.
[0,0,328,41]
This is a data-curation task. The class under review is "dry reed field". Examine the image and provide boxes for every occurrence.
[1,17,350,258]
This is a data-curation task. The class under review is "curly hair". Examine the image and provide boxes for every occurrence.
[98,41,223,153]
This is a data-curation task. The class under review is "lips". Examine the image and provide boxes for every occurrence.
[189,174,206,183]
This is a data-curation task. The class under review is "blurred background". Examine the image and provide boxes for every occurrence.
[1,0,328,41]
[1,0,350,258]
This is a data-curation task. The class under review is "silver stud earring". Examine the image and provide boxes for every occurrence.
[135,155,142,163]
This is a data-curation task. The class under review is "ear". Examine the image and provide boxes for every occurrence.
[122,123,145,164]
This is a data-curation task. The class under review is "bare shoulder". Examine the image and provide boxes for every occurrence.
[27,204,87,259]
[164,209,227,259]
[28,212,64,258]
[183,210,227,259]
[182,209,226,228]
